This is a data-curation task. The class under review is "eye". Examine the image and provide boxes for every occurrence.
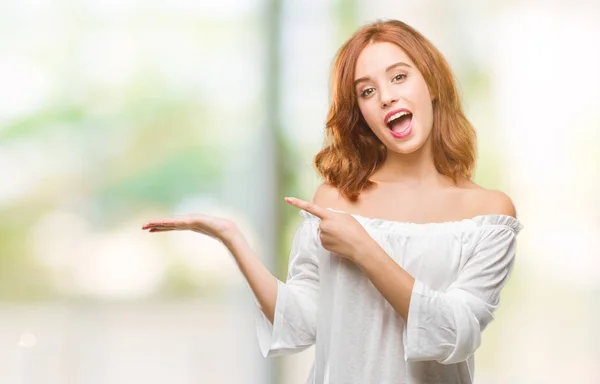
[360,88,375,98]
[392,73,407,82]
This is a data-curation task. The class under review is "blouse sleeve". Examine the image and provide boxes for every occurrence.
[403,217,523,365]
[254,213,320,358]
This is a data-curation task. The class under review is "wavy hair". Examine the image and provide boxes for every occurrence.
[314,19,477,202]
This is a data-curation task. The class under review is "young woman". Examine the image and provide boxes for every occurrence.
[143,19,523,384]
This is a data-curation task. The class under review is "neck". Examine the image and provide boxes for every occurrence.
[370,141,452,188]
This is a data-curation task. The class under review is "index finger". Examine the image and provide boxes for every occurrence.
[285,197,330,219]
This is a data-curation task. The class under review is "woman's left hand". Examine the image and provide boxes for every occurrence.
[285,197,373,262]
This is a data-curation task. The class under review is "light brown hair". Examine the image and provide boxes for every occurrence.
[314,19,477,202]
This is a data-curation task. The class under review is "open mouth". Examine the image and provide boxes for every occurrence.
[386,111,413,133]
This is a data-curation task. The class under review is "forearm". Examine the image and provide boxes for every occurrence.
[353,240,415,320]
[223,232,278,324]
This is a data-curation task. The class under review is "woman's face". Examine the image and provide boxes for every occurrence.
[354,41,434,154]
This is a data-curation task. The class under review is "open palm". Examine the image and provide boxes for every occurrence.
[142,213,238,243]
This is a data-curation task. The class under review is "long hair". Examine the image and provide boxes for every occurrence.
[314,19,477,202]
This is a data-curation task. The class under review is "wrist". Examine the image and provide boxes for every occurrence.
[221,228,246,250]
[351,237,378,265]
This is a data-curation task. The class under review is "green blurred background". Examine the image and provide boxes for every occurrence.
[0,0,598,383]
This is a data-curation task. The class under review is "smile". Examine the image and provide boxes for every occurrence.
[384,108,413,139]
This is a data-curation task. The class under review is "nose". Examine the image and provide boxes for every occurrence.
[379,86,398,109]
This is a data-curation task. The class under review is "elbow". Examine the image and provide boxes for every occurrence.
[404,294,485,365]
[405,315,482,365]
[437,305,484,365]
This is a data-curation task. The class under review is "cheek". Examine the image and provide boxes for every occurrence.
[358,101,378,126]
[412,83,434,125]
[418,82,434,112]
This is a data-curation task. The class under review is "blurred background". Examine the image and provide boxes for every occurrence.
[0,0,599,383]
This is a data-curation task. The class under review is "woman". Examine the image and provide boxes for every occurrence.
[142,19,523,384]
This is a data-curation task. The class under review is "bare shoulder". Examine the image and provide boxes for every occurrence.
[312,182,350,210]
[482,189,518,218]
[462,182,518,219]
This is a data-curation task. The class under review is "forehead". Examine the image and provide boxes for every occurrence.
[354,42,414,77]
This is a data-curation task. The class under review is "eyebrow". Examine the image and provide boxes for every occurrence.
[353,61,411,87]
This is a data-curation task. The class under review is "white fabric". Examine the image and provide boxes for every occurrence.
[255,208,523,384]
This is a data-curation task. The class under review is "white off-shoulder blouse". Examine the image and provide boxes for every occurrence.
[255,208,524,384]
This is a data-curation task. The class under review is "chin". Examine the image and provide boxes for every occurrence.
[386,142,422,155]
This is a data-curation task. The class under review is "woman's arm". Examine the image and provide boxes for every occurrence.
[223,232,279,324]
[143,214,279,323]
[353,240,415,320]
[352,192,520,364]
[143,202,320,358]
[353,190,518,324]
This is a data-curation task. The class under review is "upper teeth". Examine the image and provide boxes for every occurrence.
[387,111,410,124]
